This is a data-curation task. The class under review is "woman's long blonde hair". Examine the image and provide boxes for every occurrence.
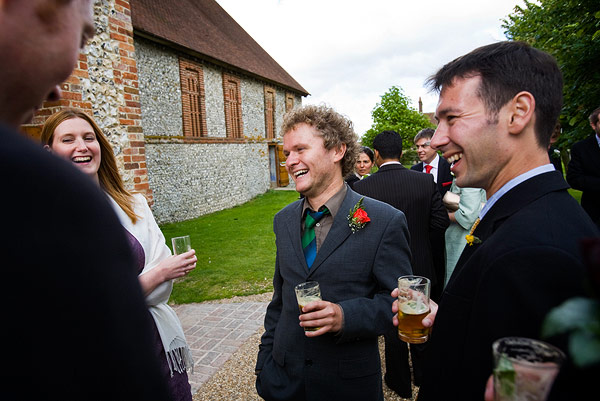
[41,108,138,223]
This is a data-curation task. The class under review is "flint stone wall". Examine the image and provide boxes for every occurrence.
[135,38,271,223]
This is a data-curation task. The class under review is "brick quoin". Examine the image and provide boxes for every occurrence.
[20,0,153,205]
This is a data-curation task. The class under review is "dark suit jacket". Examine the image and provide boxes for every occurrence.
[1,124,170,400]
[417,171,600,401]
[354,164,449,295]
[567,134,600,227]
[256,187,412,401]
[411,156,453,197]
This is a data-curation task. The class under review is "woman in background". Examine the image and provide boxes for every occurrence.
[346,146,375,188]
[41,109,196,401]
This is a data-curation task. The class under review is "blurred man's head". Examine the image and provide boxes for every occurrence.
[0,0,95,127]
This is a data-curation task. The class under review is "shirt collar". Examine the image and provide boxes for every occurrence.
[480,164,555,220]
[302,184,347,219]
[596,133,600,147]
[380,161,401,168]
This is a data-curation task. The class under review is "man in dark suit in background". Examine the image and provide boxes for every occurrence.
[255,105,412,401]
[0,1,170,399]
[354,130,449,398]
[411,128,453,197]
[397,41,599,401]
[567,106,600,229]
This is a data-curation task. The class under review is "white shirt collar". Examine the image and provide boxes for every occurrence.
[480,164,555,220]
[380,161,402,167]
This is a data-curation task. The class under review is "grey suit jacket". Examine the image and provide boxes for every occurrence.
[256,187,412,401]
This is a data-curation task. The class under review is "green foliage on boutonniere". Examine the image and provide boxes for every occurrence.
[465,234,482,246]
[348,197,370,233]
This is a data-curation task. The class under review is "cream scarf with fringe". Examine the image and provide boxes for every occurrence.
[107,193,194,376]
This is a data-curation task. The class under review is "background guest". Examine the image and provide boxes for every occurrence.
[42,109,196,401]
[567,106,600,229]
[411,128,453,197]
[442,179,486,285]
[345,145,375,188]
[354,130,449,398]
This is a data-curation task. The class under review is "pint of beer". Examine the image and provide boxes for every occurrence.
[397,275,430,344]
[294,281,322,331]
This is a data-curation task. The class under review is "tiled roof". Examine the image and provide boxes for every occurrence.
[130,0,309,96]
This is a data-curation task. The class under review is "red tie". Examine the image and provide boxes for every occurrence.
[425,164,433,174]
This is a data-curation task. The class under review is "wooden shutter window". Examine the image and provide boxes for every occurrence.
[223,73,243,139]
[179,59,207,137]
[264,86,276,140]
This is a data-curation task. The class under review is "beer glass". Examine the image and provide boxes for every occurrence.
[171,235,191,255]
[493,337,565,401]
[294,281,321,331]
[397,275,430,344]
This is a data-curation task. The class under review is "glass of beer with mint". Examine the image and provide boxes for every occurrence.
[397,275,430,344]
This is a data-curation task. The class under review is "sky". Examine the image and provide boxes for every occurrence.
[215,0,524,136]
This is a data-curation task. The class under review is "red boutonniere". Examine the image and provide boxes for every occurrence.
[348,197,370,233]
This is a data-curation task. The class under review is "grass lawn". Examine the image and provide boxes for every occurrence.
[160,189,299,304]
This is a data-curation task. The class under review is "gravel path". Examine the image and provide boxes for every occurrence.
[190,293,418,400]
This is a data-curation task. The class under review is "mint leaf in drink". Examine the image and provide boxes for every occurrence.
[495,354,516,397]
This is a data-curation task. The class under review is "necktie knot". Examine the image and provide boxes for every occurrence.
[425,164,433,174]
[304,208,329,230]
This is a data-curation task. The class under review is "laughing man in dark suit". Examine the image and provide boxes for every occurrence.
[255,105,412,401]
[393,41,599,401]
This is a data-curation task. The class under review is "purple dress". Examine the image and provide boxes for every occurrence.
[124,229,193,401]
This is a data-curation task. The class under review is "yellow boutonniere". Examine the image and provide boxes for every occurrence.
[465,218,482,246]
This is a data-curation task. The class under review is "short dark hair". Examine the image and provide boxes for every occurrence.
[414,128,435,143]
[372,130,402,160]
[589,106,600,126]
[360,146,375,163]
[426,41,563,149]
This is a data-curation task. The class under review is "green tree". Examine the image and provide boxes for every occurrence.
[362,86,434,164]
[503,0,600,152]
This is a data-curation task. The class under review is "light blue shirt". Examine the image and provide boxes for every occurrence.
[480,164,555,221]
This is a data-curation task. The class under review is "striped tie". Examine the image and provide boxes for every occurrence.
[302,208,329,268]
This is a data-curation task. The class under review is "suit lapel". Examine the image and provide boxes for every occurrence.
[451,171,568,283]
[307,190,360,276]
